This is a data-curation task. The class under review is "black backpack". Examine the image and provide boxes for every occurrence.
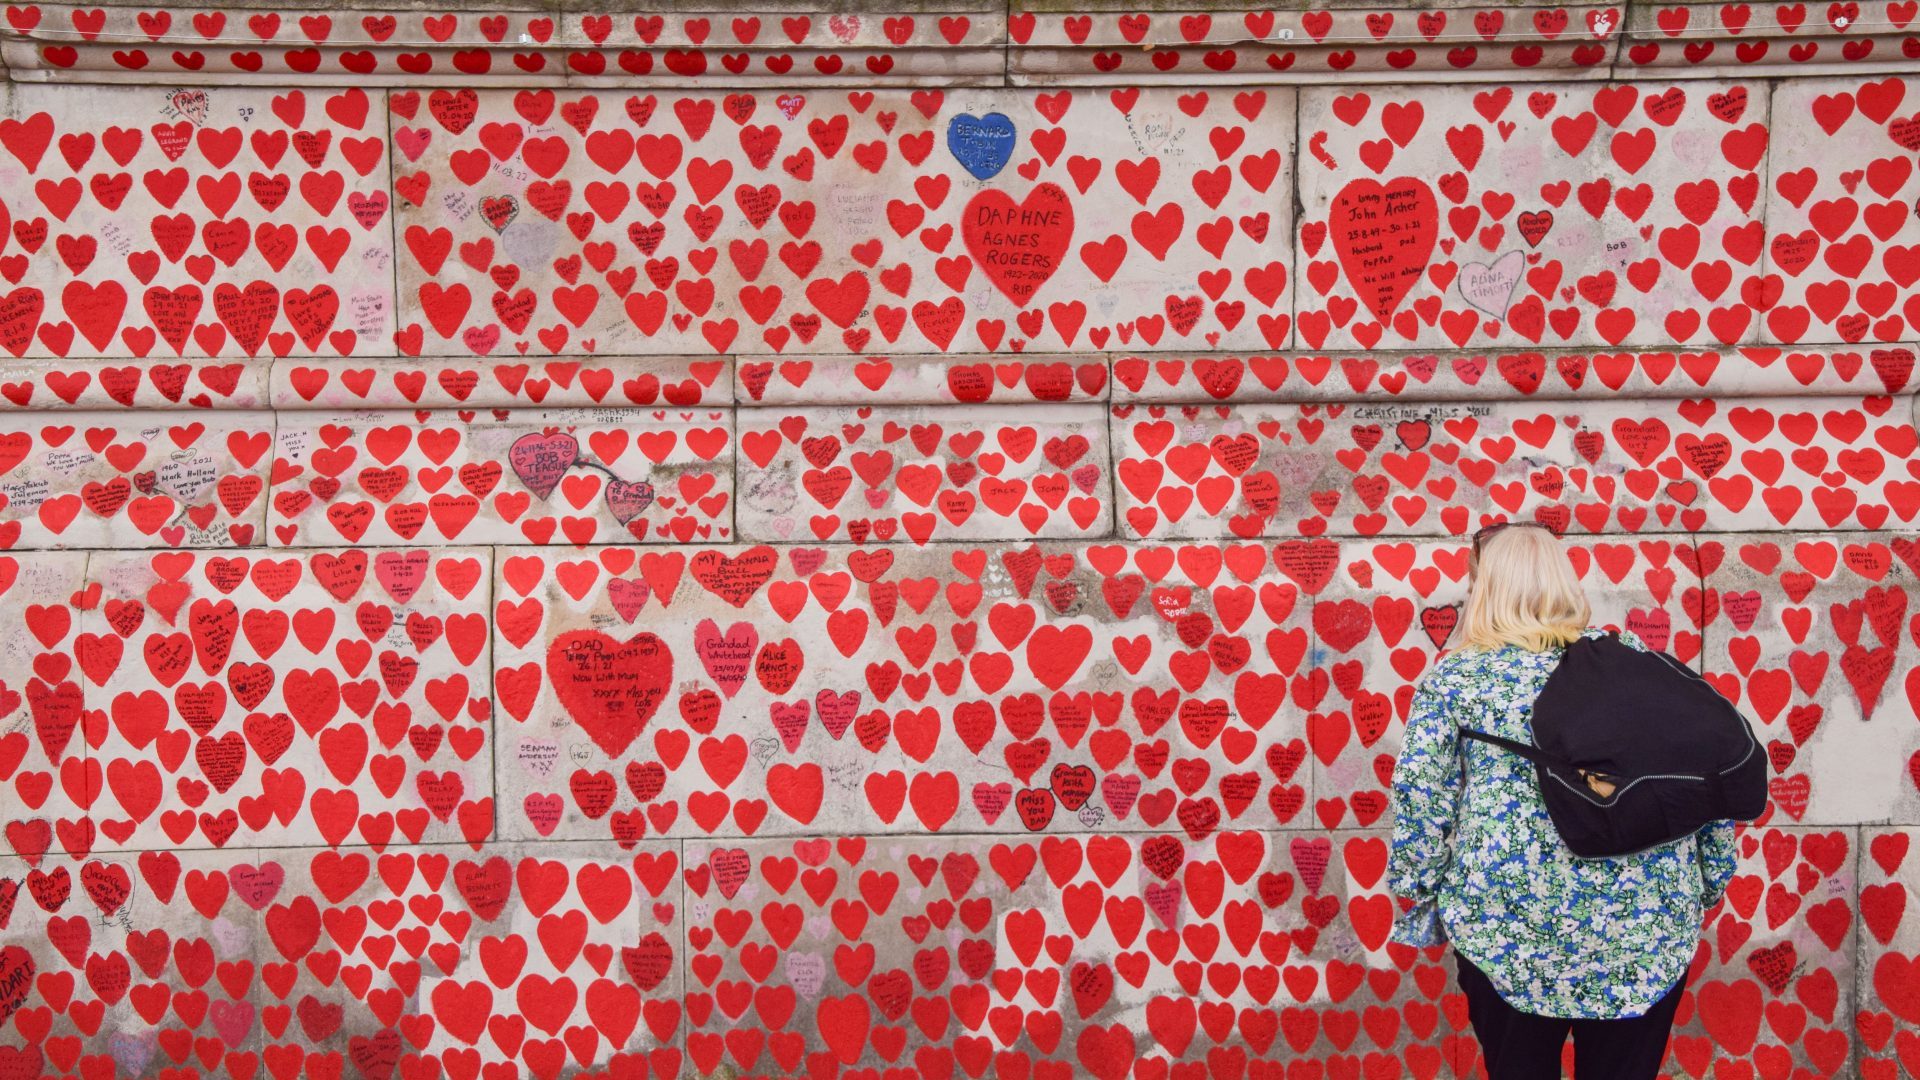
[1458,630,1768,859]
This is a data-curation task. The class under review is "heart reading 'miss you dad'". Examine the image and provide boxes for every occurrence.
[962,182,1074,308]
[546,630,673,758]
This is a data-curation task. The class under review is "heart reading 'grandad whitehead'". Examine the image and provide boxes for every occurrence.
[1329,176,1437,324]
[604,479,656,524]
[961,182,1074,309]
[545,629,673,758]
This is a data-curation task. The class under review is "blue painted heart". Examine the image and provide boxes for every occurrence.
[947,111,1016,180]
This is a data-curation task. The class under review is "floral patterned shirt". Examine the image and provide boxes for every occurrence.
[1387,625,1740,1019]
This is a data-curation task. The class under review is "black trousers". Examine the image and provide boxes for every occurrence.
[1454,950,1686,1079]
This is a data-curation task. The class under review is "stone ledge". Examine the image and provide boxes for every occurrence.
[0,349,1914,413]
[716,348,1920,406]
[0,1,1915,84]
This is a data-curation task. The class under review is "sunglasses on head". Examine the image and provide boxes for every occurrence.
[1470,520,1557,555]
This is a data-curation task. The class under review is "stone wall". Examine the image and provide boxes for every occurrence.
[0,3,1918,1078]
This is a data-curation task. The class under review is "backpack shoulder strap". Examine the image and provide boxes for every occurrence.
[1458,726,1574,771]
[1454,637,1602,773]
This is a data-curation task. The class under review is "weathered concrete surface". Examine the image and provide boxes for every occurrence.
[390,87,1296,357]
[0,37,1915,1080]
[1112,395,1920,540]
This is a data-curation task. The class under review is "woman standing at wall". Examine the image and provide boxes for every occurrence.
[1388,522,1740,1079]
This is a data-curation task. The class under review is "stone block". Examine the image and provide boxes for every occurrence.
[268,356,732,410]
[1763,76,1920,345]
[491,542,1312,841]
[1616,2,1914,77]
[1,7,1009,87]
[1699,534,1920,825]
[80,548,495,852]
[736,405,1110,543]
[682,829,1455,1077]
[0,848,266,1077]
[1009,6,1620,84]
[1111,346,1920,403]
[1857,827,1920,1079]
[736,354,1111,406]
[0,84,394,359]
[0,552,89,861]
[1667,826,1858,1079]
[1295,81,1769,351]
[391,87,1294,356]
[271,842,684,1079]
[268,408,734,547]
[0,843,686,1079]
[0,358,269,412]
[0,411,272,549]
[1112,394,1920,540]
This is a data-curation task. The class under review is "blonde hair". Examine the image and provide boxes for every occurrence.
[1458,525,1591,653]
